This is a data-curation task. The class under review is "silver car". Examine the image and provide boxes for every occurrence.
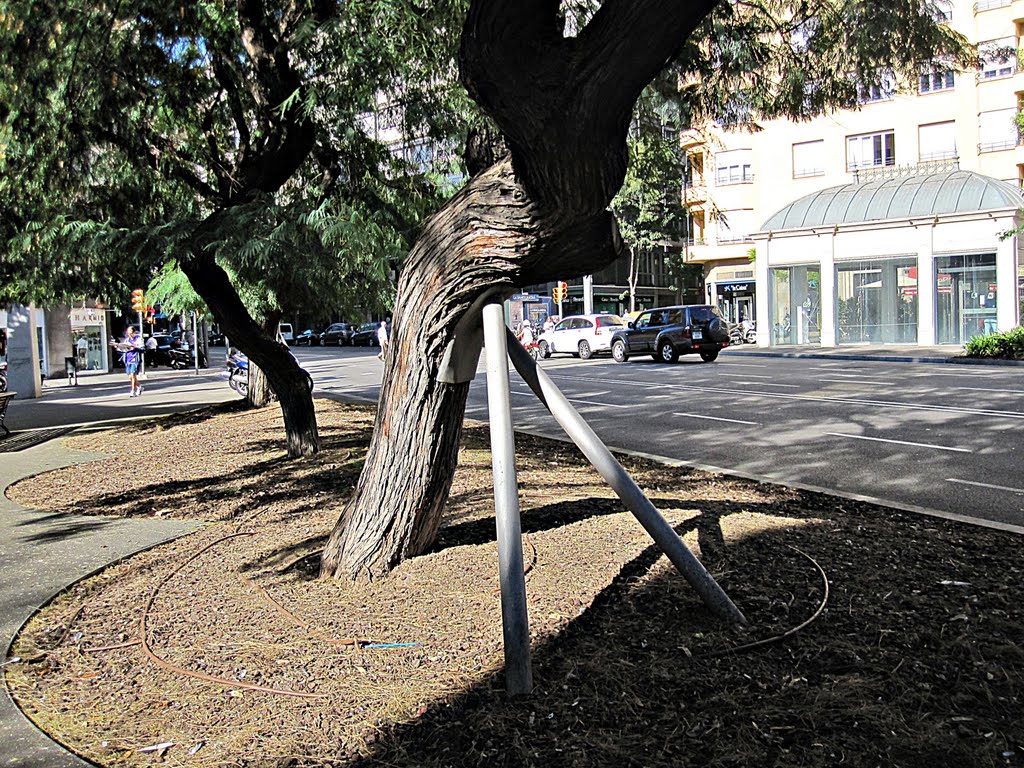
[538,314,626,360]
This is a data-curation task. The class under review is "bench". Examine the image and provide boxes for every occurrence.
[0,391,14,437]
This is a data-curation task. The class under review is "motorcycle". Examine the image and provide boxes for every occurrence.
[225,349,313,399]
[169,342,207,370]
[729,322,757,345]
[0,361,7,392]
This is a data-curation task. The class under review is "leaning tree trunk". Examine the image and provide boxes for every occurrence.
[320,0,719,578]
[181,248,320,458]
[320,158,620,579]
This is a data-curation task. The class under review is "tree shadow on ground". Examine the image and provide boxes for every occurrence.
[11,510,120,544]
[334,508,1024,768]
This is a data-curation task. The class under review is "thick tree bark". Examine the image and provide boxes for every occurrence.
[321,0,720,578]
[320,158,618,578]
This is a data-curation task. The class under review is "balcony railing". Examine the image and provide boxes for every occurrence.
[979,139,1018,153]
[975,0,1011,12]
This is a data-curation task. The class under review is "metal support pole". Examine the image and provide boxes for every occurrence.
[506,329,746,625]
[483,302,533,695]
[138,310,146,377]
[192,311,199,375]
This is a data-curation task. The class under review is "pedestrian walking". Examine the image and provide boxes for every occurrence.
[114,326,145,397]
[376,319,389,361]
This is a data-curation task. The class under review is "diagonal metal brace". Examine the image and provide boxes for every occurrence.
[505,328,746,625]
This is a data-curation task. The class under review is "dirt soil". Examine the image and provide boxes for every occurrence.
[5,398,1023,768]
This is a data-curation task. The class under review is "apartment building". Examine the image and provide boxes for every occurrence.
[683,0,1024,346]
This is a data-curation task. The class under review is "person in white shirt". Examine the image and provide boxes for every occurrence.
[376,320,390,360]
[520,322,535,346]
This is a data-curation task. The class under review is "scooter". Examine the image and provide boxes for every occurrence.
[224,350,313,399]
[169,342,208,369]
[225,350,249,396]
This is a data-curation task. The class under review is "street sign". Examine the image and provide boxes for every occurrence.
[511,293,541,302]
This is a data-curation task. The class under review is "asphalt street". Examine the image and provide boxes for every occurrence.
[293,345,1024,532]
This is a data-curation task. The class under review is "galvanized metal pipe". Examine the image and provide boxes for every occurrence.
[505,328,746,625]
[483,303,534,694]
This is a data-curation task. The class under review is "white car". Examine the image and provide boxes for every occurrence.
[538,314,627,360]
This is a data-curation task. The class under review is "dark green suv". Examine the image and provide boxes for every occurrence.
[611,304,729,363]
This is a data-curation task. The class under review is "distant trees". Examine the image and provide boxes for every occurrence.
[0,0,465,455]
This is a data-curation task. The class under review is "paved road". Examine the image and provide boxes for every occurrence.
[295,345,1024,532]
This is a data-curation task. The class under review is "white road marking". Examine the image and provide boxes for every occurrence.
[824,432,972,453]
[550,373,1024,420]
[724,373,774,379]
[672,412,759,425]
[956,386,1024,395]
[818,378,888,385]
[718,362,768,368]
[509,390,629,408]
[946,478,1024,495]
[910,371,1001,378]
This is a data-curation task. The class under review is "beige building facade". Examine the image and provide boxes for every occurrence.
[682,0,1024,344]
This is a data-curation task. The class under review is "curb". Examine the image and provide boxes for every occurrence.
[722,349,1024,366]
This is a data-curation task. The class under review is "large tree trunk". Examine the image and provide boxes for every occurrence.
[181,247,320,458]
[321,0,718,579]
[320,158,620,579]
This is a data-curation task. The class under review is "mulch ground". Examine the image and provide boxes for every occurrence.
[4,398,1023,768]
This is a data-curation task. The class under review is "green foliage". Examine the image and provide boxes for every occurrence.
[612,88,688,254]
[964,326,1024,359]
[0,0,471,315]
[665,0,972,127]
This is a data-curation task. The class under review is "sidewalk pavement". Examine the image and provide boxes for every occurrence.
[0,369,224,766]
[721,343,1024,366]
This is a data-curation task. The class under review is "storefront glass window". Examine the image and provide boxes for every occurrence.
[770,266,820,345]
[936,254,997,344]
[836,258,917,344]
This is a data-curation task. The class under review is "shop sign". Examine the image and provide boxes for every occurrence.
[511,293,541,302]
[70,307,103,325]
[718,281,754,293]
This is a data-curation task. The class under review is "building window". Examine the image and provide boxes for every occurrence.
[936,254,998,344]
[919,69,954,93]
[978,37,1017,80]
[856,72,895,104]
[932,0,953,22]
[792,140,825,178]
[978,109,1018,152]
[770,267,820,345]
[918,121,957,161]
[847,130,895,171]
[975,0,1011,12]
[717,209,754,243]
[836,258,918,344]
[714,149,754,185]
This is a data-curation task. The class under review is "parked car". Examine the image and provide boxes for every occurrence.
[320,322,354,346]
[278,322,295,344]
[611,304,729,363]
[539,314,626,360]
[351,322,379,346]
[293,329,320,346]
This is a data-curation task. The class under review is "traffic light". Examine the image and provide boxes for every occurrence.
[130,289,145,312]
[552,281,568,303]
